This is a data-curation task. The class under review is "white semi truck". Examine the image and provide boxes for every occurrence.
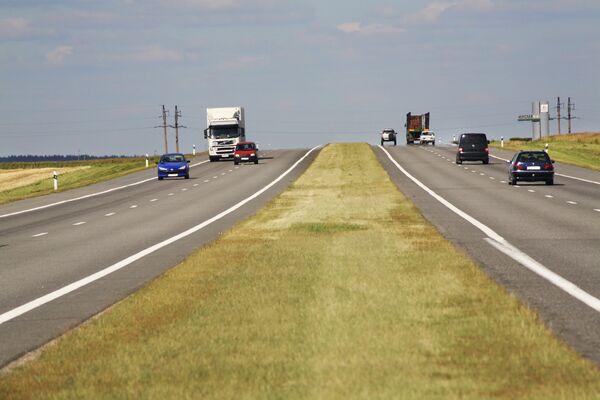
[204,107,246,162]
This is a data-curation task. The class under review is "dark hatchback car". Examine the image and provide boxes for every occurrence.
[456,133,489,164]
[508,150,554,185]
[156,153,190,180]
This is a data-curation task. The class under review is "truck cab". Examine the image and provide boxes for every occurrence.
[204,107,245,162]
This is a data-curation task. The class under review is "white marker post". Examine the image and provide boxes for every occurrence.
[53,171,58,191]
[544,143,549,153]
[145,154,149,168]
[501,136,504,148]
[193,144,196,156]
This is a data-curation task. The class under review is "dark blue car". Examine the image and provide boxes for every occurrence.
[508,150,554,185]
[157,153,190,180]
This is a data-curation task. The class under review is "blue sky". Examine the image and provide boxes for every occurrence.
[1,0,599,156]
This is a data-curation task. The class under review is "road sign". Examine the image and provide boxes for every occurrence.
[518,114,540,122]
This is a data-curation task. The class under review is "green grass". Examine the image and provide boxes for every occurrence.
[2,143,600,399]
[0,157,157,205]
[490,132,600,171]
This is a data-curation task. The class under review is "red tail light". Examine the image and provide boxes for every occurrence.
[543,163,553,171]
[515,163,524,170]
[485,147,489,153]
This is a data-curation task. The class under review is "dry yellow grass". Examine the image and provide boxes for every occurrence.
[0,167,90,192]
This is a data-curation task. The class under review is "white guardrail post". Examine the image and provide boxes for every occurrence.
[193,144,196,156]
[145,154,149,168]
[501,136,504,148]
[53,171,58,191]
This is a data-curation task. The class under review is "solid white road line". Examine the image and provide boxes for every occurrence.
[32,232,48,237]
[72,221,86,226]
[0,146,320,326]
[379,145,600,313]
[0,160,211,219]
[490,154,600,185]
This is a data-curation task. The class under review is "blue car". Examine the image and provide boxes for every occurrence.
[157,153,190,180]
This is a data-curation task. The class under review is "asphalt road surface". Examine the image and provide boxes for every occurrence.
[0,148,318,368]
[376,143,600,366]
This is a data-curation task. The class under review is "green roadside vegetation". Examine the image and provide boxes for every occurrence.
[490,132,600,171]
[2,143,600,399]
[0,157,156,205]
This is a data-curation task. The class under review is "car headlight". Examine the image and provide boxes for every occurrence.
[158,167,167,171]
[250,153,256,157]
[235,154,240,157]
[179,165,186,170]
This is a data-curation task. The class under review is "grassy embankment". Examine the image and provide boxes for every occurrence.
[2,143,600,399]
[0,157,156,205]
[490,132,600,171]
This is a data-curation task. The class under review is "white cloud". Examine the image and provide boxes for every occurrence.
[405,0,494,24]
[0,17,31,39]
[46,46,73,66]
[130,46,183,62]
[336,22,404,35]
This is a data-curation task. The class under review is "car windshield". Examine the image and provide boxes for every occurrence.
[210,126,240,139]
[236,143,255,151]
[518,152,549,163]
[460,134,487,144]
[161,155,184,163]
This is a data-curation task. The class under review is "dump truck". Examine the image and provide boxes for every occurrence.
[405,112,430,145]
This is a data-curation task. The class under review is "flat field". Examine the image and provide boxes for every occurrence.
[0,157,153,205]
[1,144,599,399]
[491,132,600,171]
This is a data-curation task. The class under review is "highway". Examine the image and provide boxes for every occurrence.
[376,144,600,365]
[0,148,318,367]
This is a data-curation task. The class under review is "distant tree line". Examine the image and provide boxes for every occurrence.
[0,154,140,163]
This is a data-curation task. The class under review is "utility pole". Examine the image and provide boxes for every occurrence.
[170,105,186,153]
[154,105,169,153]
[556,97,562,135]
[567,97,575,134]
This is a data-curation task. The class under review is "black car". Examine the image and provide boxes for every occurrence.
[456,133,489,164]
[508,150,554,185]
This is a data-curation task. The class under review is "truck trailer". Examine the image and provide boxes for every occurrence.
[405,112,430,145]
[204,107,246,162]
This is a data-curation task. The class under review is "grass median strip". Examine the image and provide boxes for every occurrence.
[2,143,600,399]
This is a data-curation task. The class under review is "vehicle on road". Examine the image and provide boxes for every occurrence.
[508,150,554,185]
[420,131,435,146]
[204,107,246,162]
[234,142,259,165]
[157,153,190,180]
[406,112,430,144]
[380,129,397,146]
[456,133,489,164]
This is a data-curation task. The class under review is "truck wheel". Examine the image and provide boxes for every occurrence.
[393,140,396,146]
[209,156,216,162]
[381,139,384,146]
[234,160,239,165]
[254,158,258,165]
[432,141,435,146]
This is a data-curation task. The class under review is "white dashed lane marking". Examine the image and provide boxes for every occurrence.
[32,232,48,238]
[204,180,210,183]
[72,221,86,226]
[545,195,554,198]
[150,199,158,202]
[130,205,138,208]
[528,190,536,193]
[595,209,600,213]
[567,201,578,205]
[181,188,187,191]
[193,184,199,187]
[105,212,116,217]
[168,193,174,196]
